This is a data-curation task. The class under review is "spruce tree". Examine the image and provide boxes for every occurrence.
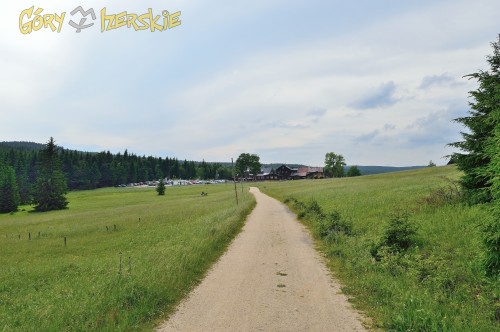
[483,88,500,277]
[156,178,166,196]
[0,165,21,213]
[32,137,68,211]
[449,35,500,204]
[449,35,500,276]
[15,156,31,204]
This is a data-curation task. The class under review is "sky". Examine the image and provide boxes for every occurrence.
[1,1,499,166]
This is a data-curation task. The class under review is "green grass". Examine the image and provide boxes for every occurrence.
[0,184,255,331]
[256,166,499,331]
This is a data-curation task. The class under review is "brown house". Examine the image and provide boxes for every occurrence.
[276,165,298,180]
[256,167,278,181]
[293,167,324,179]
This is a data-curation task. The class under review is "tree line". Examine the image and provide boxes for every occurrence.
[0,139,234,212]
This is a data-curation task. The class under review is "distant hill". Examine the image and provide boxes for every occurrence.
[0,141,45,151]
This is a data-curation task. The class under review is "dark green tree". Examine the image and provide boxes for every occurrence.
[449,35,500,204]
[483,89,500,277]
[0,165,21,213]
[324,152,346,178]
[32,137,68,212]
[155,164,163,180]
[483,131,499,276]
[156,178,166,195]
[15,155,31,204]
[347,165,362,177]
[88,162,101,189]
[448,35,500,276]
[235,153,262,180]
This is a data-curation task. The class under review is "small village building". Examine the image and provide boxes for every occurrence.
[276,165,298,180]
[256,167,278,181]
[275,165,325,180]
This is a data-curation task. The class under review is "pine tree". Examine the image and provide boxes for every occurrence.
[0,165,21,213]
[449,35,500,204]
[483,132,500,276]
[15,155,31,204]
[449,35,500,276]
[483,78,500,277]
[156,178,166,196]
[32,137,68,212]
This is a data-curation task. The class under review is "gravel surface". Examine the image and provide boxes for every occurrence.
[157,187,368,331]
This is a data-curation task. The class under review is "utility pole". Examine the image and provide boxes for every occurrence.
[232,158,238,205]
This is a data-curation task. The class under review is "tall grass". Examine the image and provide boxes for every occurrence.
[257,166,499,331]
[0,184,255,331]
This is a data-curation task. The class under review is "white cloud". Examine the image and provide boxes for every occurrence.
[1,0,498,166]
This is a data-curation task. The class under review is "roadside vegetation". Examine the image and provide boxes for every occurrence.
[0,183,255,331]
[256,166,499,331]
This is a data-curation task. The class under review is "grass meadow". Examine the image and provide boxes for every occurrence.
[255,165,499,332]
[0,183,255,331]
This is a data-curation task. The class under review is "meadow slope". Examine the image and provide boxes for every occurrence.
[256,166,499,331]
[0,184,255,331]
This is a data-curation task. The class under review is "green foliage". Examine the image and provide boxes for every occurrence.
[448,35,500,277]
[371,212,418,260]
[0,165,20,213]
[156,178,166,196]
[324,152,346,178]
[420,179,463,208]
[0,142,234,193]
[384,212,418,252]
[347,165,362,177]
[428,160,436,167]
[449,35,500,204]
[316,211,353,243]
[32,137,68,212]
[284,196,353,244]
[483,215,500,277]
[235,153,262,179]
[483,90,500,277]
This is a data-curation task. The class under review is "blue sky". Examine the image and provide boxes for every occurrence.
[1,1,499,166]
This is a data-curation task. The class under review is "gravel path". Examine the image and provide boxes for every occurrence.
[157,187,368,331]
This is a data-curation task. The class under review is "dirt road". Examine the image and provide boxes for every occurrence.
[157,187,367,331]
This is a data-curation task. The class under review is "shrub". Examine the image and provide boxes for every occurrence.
[305,199,324,218]
[372,212,418,260]
[316,211,353,242]
[385,212,418,251]
[421,179,462,208]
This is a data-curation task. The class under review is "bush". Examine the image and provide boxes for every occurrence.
[316,211,353,242]
[421,179,462,208]
[288,197,324,220]
[385,212,418,251]
[372,212,418,260]
[305,199,324,218]
[283,197,353,244]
